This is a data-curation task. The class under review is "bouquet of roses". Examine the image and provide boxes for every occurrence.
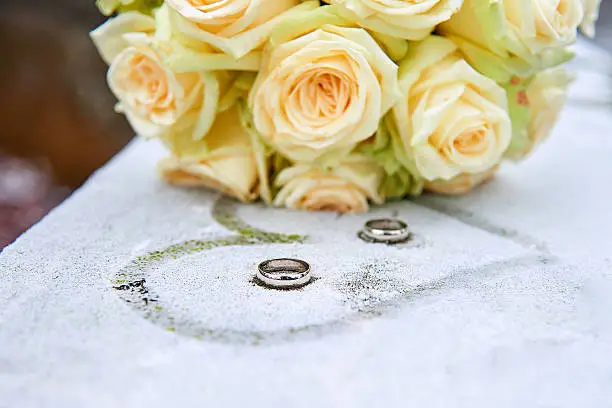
[92,0,601,212]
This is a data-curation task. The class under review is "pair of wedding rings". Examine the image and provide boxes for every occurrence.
[257,218,411,290]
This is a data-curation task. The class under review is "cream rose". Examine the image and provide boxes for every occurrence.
[392,36,511,181]
[92,13,220,143]
[249,25,399,164]
[324,0,463,40]
[91,12,156,64]
[440,0,583,77]
[504,0,583,51]
[580,0,602,38]
[273,156,384,213]
[165,0,310,59]
[425,166,498,195]
[158,106,259,202]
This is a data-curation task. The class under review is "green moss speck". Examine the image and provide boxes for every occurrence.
[127,210,306,265]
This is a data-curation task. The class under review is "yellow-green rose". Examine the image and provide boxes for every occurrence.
[273,156,384,213]
[158,106,259,202]
[439,0,581,80]
[165,0,313,59]
[580,0,602,38]
[96,0,163,16]
[91,12,156,64]
[249,24,399,164]
[505,69,573,159]
[91,12,220,143]
[323,0,463,40]
[425,166,498,195]
[528,69,573,149]
[392,36,511,181]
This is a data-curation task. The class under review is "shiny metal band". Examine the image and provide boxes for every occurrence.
[359,218,411,244]
[257,258,312,289]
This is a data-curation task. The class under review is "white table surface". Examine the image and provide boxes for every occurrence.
[1,40,611,408]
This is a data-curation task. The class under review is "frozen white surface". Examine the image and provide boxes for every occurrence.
[1,40,612,408]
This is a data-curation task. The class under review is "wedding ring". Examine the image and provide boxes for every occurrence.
[257,258,312,289]
[359,218,411,244]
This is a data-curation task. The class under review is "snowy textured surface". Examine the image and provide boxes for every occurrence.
[1,40,612,407]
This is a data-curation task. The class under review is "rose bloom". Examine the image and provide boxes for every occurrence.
[522,69,573,158]
[159,106,259,202]
[502,0,583,51]
[274,156,384,213]
[425,166,498,195]
[440,0,583,75]
[580,0,602,38]
[249,25,399,164]
[392,36,511,181]
[91,12,220,142]
[165,0,310,59]
[324,0,463,40]
[91,11,156,64]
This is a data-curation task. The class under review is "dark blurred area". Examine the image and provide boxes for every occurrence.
[0,1,611,250]
[0,0,133,249]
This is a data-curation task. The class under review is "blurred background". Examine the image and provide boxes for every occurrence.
[0,1,611,249]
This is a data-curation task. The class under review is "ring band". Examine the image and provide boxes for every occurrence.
[257,258,312,289]
[359,218,411,244]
